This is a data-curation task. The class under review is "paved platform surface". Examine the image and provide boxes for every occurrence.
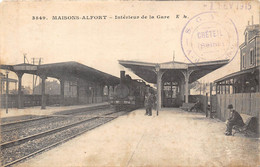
[0,102,109,118]
[16,108,259,167]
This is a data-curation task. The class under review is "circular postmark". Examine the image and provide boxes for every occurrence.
[181,11,239,64]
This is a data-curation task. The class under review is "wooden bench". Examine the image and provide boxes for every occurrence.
[180,103,196,111]
[233,114,258,136]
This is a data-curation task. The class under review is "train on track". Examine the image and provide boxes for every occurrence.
[109,71,151,111]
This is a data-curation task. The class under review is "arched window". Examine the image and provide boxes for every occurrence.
[250,48,255,65]
[242,53,246,68]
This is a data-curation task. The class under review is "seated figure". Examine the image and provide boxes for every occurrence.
[190,98,202,112]
[225,104,244,136]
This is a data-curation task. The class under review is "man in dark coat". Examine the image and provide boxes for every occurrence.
[225,104,244,136]
[144,91,154,116]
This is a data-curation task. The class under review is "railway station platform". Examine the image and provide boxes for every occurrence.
[15,108,259,167]
[0,102,109,118]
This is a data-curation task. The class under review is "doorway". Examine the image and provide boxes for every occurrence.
[163,81,181,107]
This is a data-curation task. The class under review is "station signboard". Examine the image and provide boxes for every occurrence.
[13,65,37,71]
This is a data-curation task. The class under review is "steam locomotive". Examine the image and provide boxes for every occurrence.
[109,71,150,111]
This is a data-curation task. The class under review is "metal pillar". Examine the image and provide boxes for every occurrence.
[216,83,218,94]
[181,70,193,103]
[184,74,189,103]
[41,75,47,109]
[155,65,164,115]
[157,71,163,113]
[224,81,227,94]
[17,72,24,109]
[91,88,94,103]
[60,79,65,106]
[0,80,2,95]
[180,80,184,102]
[209,83,213,118]
[15,81,17,91]
[205,93,208,117]
[77,80,80,104]
[5,71,9,113]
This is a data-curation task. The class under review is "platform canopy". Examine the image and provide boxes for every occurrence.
[1,61,119,85]
[119,59,229,110]
[1,61,120,109]
[119,59,229,84]
[214,66,260,83]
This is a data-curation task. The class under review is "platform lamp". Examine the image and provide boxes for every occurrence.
[5,70,9,114]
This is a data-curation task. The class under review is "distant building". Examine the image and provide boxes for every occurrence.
[240,24,260,70]
[215,21,259,94]
[34,80,61,95]
[0,72,18,95]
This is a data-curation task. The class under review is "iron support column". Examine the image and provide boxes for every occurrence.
[181,70,193,103]
[17,72,24,109]
[210,83,213,118]
[0,81,2,94]
[41,75,47,109]
[60,79,65,106]
[5,71,9,113]
[77,80,80,104]
[155,65,164,116]
[157,71,163,112]
[184,74,189,103]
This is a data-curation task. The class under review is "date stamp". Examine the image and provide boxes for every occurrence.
[181,11,239,64]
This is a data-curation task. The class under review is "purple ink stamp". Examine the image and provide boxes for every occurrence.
[181,11,239,64]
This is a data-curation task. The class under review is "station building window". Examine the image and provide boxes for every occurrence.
[242,53,246,68]
[250,49,255,65]
[163,82,179,98]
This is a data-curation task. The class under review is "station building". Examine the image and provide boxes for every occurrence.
[215,23,259,94]
[0,61,119,109]
[212,21,259,124]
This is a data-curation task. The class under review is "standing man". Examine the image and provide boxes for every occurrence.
[225,104,244,136]
[144,93,149,115]
[144,90,154,116]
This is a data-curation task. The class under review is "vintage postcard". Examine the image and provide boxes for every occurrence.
[0,0,259,167]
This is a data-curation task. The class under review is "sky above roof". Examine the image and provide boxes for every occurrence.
[0,1,259,87]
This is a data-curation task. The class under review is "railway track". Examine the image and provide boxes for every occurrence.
[1,116,51,127]
[0,106,127,167]
[1,107,112,133]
